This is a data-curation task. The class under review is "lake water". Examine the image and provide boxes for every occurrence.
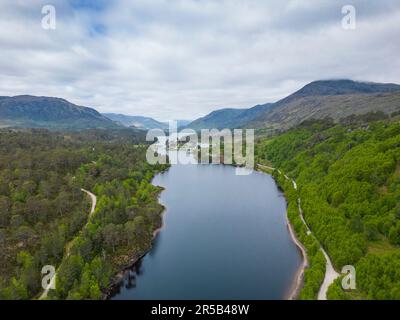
[111,156,301,300]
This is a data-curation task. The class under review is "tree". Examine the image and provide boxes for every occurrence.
[364,221,379,241]
[56,254,84,298]
[8,277,28,300]
[0,228,5,245]
[17,251,39,295]
[389,223,400,245]
[14,226,35,245]
[0,196,11,227]
[101,224,123,252]
[90,256,112,289]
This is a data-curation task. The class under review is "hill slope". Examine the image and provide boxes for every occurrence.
[187,103,273,130]
[256,118,400,300]
[250,80,400,130]
[0,95,121,130]
[252,91,400,130]
[187,80,400,131]
[284,79,400,99]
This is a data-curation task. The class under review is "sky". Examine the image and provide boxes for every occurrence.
[1,0,400,121]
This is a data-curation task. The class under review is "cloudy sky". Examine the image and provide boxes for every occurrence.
[1,0,400,121]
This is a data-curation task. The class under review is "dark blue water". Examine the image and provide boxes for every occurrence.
[111,161,301,300]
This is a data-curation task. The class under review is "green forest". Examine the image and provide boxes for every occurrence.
[2,114,400,300]
[0,129,168,299]
[256,116,400,299]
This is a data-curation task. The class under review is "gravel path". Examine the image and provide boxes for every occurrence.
[39,189,97,300]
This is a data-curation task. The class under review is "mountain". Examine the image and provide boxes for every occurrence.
[103,113,168,130]
[0,95,122,130]
[187,80,400,131]
[175,120,192,128]
[103,113,193,130]
[283,79,400,99]
[187,103,273,130]
[249,80,400,130]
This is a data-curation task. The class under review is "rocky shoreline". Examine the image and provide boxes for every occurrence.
[102,183,167,300]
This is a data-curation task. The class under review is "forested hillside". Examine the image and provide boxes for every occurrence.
[256,116,400,299]
[0,129,168,299]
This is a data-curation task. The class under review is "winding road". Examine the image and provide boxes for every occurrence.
[257,164,340,300]
[81,188,97,222]
[39,188,97,300]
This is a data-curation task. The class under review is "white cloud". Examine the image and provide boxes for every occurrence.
[0,0,399,121]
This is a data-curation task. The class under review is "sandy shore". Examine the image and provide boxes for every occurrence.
[285,213,309,300]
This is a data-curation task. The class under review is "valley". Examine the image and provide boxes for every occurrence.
[1,80,400,301]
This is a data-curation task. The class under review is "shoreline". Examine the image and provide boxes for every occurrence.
[256,165,308,300]
[103,203,167,300]
[103,181,168,300]
[284,213,309,300]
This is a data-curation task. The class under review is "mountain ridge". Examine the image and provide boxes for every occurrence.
[186,103,274,130]
[2,79,400,132]
[251,80,400,130]
[0,95,122,130]
[103,113,192,130]
[186,80,400,131]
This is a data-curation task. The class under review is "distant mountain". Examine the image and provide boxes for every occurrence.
[187,80,400,131]
[103,113,192,130]
[175,120,192,128]
[187,108,245,130]
[186,103,273,130]
[285,79,400,99]
[0,95,121,130]
[249,80,400,130]
[103,113,168,130]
